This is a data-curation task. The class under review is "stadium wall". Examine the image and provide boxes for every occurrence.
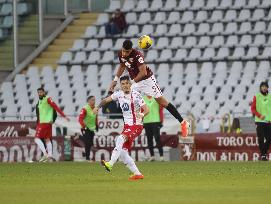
[0,120,268,163]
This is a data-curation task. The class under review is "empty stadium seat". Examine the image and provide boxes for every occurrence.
[165,12,180,24]
[134,0,149,12]
[161,0,177,11]
[83,26,97,38]
[176,0,190,11]
[122,0,135,12]
[94,13,109,25]
[83,39,99,51]
[151,12,166,24]
[105,0,121,12]
[137,12,151,25]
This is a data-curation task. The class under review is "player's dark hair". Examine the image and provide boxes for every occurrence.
[122,39,133,50]
[120,75,130,82]
[37,86,45,92]
[87,95,95,101]
[260,81,269,88]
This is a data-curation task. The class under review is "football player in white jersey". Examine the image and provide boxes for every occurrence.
[93,75,149,180]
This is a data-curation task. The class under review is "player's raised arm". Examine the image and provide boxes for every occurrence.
[109,63,125,92]
[93,95,114,114]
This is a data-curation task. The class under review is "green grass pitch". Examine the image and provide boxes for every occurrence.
[0,161,271,204]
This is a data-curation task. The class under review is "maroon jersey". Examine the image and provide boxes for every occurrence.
[118,49,153,81]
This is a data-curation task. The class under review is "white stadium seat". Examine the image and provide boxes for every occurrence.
[151,12,166,24]
[176,0,190,11]
[165,12,180,24]
[85,51,101,64]
[97,39,113,51]
[206,0,219,10]
[83,26,97,38]
[236,22,251,35]
[148,0,163,11]
[180,11,194,23]
[137,12,151,25]
[105,0,120,12]
[58,52,72,64]
[223,10,237,22]
[169,37,183,49]
[94,13,109,25]
[70,51,86,65]
[166,24,181,37]
[83,39,99,51]
[153,24,168,37]
[139,25,153,36]
[123,25,139,37]
[156,49,172,62]
[122,0,135,12]
[194,11,208,23]
[70,39,84,52]
[134,0,149,12]
[125,12,137,24]
[162,0,177,11]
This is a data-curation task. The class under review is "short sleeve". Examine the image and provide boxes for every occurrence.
[135,52,145,67]
[111,91,120,101]
[118,51,124,64]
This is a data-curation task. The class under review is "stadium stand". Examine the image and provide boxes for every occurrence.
[1,0,271,133]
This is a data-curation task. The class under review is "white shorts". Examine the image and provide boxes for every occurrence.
[131,75,163,98]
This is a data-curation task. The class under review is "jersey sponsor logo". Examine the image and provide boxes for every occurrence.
[138,57,144,63]
[122,103,130,111]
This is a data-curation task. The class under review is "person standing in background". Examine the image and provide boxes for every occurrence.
[251,81,271,161]
[35,87,70,162]
[78,96,98,162]
[143,95,164,161]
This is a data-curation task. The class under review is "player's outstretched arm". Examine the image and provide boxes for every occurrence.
[93,96,113,114]
[109,64,125,92]
[47,97,70,121]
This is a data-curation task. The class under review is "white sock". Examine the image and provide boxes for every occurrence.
[34,138,47,156]
[120,149,141,175]
[108,135,125,166]
[46,140,53,157]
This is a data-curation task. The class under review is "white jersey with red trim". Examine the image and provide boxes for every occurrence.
[111,90,145,125]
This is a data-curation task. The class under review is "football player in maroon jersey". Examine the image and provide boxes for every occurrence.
[108,40,190,137]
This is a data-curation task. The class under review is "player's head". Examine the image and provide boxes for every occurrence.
[260,81,269,95]
[87,95,95,106]
[37,87,46,99]
[120,75,131,94]
[122,39,133,58]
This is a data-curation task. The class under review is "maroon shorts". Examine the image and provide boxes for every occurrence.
[35,123,52,139]
[121,124,143,151]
